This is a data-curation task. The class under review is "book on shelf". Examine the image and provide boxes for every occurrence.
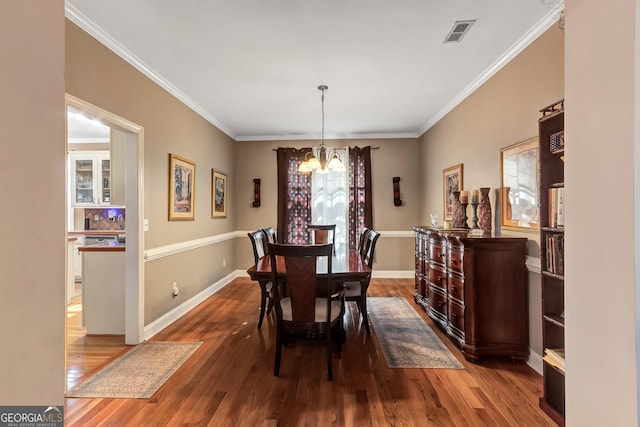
[545,234,564,275]
[543,348,565,373]
[548,187,565,228]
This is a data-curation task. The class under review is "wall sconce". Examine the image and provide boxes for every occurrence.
[393,177,402,206]
[252,179,261,207]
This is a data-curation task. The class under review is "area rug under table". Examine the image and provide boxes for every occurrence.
[67,341,202,399]
[368,297,463,369]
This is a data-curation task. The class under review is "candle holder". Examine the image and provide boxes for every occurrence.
[470,202,479,229]
[461,202,469,229]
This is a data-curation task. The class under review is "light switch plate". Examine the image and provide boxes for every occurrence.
[144,219,149,231]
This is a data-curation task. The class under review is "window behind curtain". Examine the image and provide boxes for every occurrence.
[311,147,348,258]
[277,146,372,251]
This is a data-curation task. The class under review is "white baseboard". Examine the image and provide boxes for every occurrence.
[528,349,543,375]
[143,270,241,340]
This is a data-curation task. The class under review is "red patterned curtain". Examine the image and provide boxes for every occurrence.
[348,146,373,252]
[276,148,312,244]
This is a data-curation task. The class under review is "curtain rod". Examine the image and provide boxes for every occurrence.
[272,146,379,151]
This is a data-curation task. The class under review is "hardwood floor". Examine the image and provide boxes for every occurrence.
[65,278,555,426]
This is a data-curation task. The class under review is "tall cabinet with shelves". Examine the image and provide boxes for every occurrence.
[538,99,565,425]
[70,151,111,206]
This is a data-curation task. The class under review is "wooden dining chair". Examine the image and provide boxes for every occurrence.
[358,227,371,255]
[247,229,273,329]
[309,224,337,255]
[262,226,277,245]
[267,243,345,380]
[343,229,380,335]
[308,224,336,246]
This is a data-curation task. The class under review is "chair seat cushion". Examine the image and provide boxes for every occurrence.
[280,297,342,322]
[343,281,362,297]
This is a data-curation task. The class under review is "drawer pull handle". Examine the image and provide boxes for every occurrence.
[452,260,458,265]
[438,276,443,282]
[451,285,456,291]
[451,313,457,318]
[438,301,443,307]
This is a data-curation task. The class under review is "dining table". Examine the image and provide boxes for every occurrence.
[246,249,371,284]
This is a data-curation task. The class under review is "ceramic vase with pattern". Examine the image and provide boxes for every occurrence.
[478,187,492,234]
[451,191,464,228]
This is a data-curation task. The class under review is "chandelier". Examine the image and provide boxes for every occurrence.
[298,85,346,174]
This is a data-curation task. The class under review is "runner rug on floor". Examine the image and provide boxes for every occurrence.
[368,297,464,369]
[67,341,202,399]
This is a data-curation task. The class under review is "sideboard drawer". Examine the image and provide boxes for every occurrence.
[448,301,465,338]
[448,274,464,303]
[429,239,446,266]
[429,288,448,320]
[428,264,447,291]
[448,247,464,273]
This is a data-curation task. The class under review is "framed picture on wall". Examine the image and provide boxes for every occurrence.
[443,163,463,221]
[500,136,540,231]
[168,153,195,221]
[212,169,227,218]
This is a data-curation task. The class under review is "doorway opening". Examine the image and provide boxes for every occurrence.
[65,94,144,391]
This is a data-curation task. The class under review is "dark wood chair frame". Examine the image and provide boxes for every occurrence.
[358,227,371,253]
[262,226,277,245]
[308,224,336,245]
[344,229,380,335]
[247,229,273,329]
[267,243,345,380]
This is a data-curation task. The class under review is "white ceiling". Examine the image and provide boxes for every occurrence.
[65,1,562,141]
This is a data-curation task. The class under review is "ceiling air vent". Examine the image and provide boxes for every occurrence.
[444,20,476,43]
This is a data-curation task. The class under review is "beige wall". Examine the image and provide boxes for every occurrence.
[0,1,66,404]
[565,0,638,424]
[418,26,565,357]
[65,21,237,324]
[234,138,420,272]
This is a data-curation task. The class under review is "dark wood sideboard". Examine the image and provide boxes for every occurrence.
[413,226,529,362]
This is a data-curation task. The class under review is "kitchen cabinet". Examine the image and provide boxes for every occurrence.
[73,237,83,282]
[81,247,125,335]
[69,151,111,206]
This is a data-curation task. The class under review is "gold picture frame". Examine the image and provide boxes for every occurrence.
[500,136,539,231]
[212,169,227,218]
[443,164,463,221]
[168,153,196,221]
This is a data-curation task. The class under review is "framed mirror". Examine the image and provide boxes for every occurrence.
[500,136,539,231]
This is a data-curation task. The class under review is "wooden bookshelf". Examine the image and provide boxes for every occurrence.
[538,99,565,426]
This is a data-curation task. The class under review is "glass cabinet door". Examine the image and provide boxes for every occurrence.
[74,158,94,204]
[100,158,111,204]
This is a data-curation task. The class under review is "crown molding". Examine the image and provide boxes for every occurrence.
[65,4,237,140]
[235,132,419,142]
[417,9,561,136]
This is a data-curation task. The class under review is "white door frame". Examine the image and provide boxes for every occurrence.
[66,94,144,345]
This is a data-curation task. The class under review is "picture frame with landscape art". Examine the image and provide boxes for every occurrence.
[168,153,196,221]
[443,164,463,221]
[500,136,539,231]
[212,169,227,218]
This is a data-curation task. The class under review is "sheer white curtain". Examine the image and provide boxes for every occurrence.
[311,147,348,259]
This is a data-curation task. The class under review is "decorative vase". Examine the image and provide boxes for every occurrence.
[451,191,463,228]
[478,187,492,234]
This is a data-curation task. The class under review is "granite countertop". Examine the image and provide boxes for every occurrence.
[69,230,126,236]
[78,241,126,252]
